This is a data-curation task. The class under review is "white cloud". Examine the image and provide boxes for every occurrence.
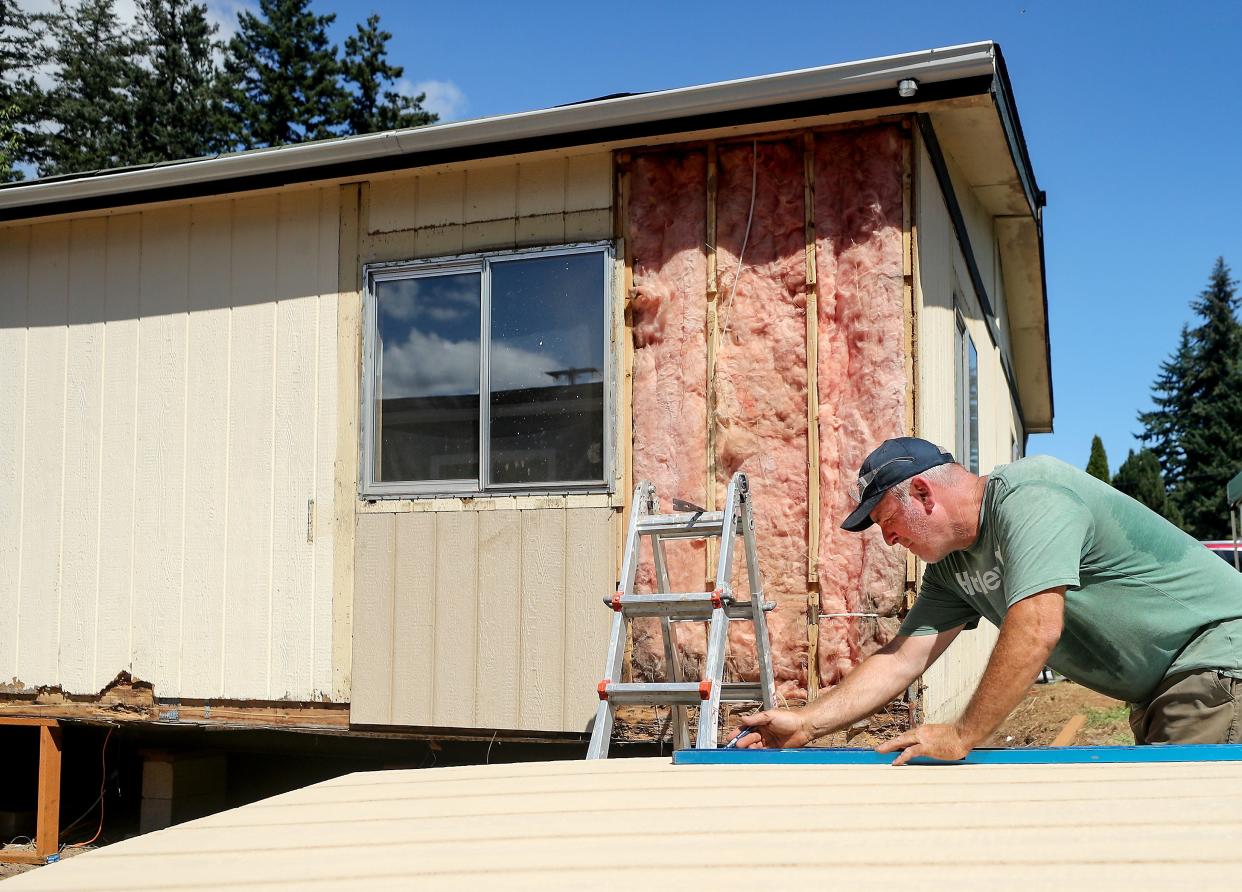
[381,329,578,399]
[403,79,467,122]
[204,0,252,44]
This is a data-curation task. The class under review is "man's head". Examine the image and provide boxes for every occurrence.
[841,437,982,562]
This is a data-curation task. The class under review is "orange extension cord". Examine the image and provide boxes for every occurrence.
[63,727,113,850]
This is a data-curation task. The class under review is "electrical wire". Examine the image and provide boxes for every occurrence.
[717,140,758,341]
[63,727,112,851]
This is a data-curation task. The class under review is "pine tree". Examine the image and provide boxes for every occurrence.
[1139,258,1242,538]
[131,0,222,163]
[30,0,142,176]
[339,14,436,135]
[219,0,347,149]
[1112,449,1183,527]
[1086,435,1110,482]
[0,0,41,181]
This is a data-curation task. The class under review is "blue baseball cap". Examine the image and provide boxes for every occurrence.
[841,437,955,532]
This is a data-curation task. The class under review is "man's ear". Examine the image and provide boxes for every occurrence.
[909,475,935,513]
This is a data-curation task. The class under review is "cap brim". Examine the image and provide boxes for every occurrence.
[841,491,885,532]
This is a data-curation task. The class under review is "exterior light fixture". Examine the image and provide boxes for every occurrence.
[897,78,919,98]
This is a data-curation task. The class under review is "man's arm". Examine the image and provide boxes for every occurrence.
[738,624,964,748]
[877,586,1066,765]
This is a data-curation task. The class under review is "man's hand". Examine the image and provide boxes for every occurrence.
[875,723,973,766]
[734,708,812,749]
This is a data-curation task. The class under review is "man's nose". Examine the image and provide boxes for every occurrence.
[882,527,899,547]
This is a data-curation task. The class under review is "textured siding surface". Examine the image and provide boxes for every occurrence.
[9,757,1242,891]
[351,506,614,732]
[913,131,1020,722]
[0,187,340,701]
[350,152,617,733]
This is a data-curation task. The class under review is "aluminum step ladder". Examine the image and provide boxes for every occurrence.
[586,472,777,759]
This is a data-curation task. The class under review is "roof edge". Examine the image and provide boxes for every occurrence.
[0,42,999,219]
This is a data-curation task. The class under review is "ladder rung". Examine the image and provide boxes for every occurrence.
[636,512,734,539]
[604,593,776,619]
[601,681,769,706]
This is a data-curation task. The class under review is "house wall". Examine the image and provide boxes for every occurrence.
[912,127,1026,723]
[346,152,619,732]
[0,187,341,701]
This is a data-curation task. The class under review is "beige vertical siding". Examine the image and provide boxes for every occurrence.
[350,152,616,732]
[912,131,1030,723]
[0,187,341,701]
[350,506,615,732]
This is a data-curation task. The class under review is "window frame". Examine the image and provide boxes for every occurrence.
[360,241,615,499]
[954,304,980,475]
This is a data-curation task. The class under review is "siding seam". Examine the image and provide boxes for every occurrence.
[219,286,233,696]
[126,238,142,674]
[176,283,190,697]
[91,259,108,690]
[55,228,68,682]
[13,249,28,680]
[266,297,278,699]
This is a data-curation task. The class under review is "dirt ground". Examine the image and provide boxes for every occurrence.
[617,679,1134,751]
[0,846,92,881]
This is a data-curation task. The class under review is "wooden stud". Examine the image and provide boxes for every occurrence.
[705,143,720,583]
[616,152,636,685]
[803,132,821,701]
[36,723,62,858]
[901,120,920,611]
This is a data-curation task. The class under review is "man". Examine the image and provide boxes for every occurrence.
[738,437,1242,762]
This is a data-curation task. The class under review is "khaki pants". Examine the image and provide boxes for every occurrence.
[1129,669,1242,745]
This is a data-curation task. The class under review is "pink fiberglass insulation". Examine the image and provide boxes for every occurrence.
[625,126,909,698]
[714,140,809,700]
[628,149,709,680]
[813,124,908,687]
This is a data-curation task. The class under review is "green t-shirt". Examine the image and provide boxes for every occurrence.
[899,455,1242,704]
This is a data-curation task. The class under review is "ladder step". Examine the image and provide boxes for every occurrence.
[603,592,776,619]
[635,512,735,539]
[601,681,768,706]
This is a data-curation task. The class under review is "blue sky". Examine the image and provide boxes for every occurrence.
[235,1,1238,469]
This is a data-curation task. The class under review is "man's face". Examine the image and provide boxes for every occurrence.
[870,484,956,563]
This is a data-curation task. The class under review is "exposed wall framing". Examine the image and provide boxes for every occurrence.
[624,120,910,700]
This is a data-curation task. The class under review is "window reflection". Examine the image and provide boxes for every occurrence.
[375,272,481,482]
[489,253,605,485]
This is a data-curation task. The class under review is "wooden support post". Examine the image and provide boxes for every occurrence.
[0,717,62,866]
[36,725,62,859]
[705,143,720,585]
[803,132,821,701]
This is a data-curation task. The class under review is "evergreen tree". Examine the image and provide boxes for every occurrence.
[0,0,41,181]
[131,0,222,163]
[30,0,142,176]
[1086,435,1110,482]
[1139,258,1242,538]
[1112,448,1183,528]
[339,14,436,135]
[219,0,347,149]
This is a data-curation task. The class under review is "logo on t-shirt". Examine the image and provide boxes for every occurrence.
[953,548,1005,597]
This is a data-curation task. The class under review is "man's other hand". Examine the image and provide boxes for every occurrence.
[734,709,812,749]
[874,723,973,765]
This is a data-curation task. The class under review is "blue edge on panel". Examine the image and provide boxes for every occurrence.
[672,744,1242,766]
